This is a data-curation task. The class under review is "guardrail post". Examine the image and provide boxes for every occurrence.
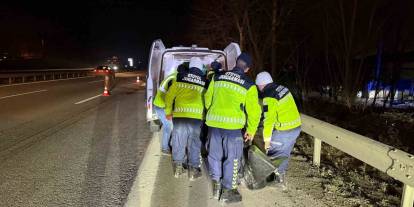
[33,75,37,81]
[401,184,414,207]
[313,137,322,166]
[44,74,46,80]
[22,76,25,83]
[9,77,12,84]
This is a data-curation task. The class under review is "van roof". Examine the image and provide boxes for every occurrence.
[170,46,209,50]
[164,48,224,54]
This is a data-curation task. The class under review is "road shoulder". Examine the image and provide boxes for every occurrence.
[125,132,334,207]
[124,132,162,207]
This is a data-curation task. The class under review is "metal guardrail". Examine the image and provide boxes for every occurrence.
[301,114,414,207]
[0,68,93,73]
[0,68,94,85]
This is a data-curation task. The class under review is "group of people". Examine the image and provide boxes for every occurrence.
[152,52,302,204]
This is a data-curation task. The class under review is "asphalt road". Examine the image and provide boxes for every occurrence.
[0,72,152,207]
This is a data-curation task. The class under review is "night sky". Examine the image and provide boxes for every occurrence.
[0,0,192,63]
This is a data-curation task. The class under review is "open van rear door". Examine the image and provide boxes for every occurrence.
[224,43,241,70]
[146,39,165,122]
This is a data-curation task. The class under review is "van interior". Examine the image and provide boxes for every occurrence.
[159,51,226,82]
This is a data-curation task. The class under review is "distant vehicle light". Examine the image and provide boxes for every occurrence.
[113,66,118,70]
[128,58,133,67]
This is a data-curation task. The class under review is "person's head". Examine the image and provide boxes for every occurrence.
[236,52,253,73]
[177,63,188,74]
[255,71,273,91]
[210,61,222,73]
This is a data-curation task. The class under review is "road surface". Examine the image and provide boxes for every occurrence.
[0,72,151,206]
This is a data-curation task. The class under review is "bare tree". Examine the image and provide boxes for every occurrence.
[190,0,414,111]
[191,0,291,75]
[321,0,388,108]
[190,0,235,49]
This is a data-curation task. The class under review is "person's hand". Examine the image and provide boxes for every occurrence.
[244,132,254,142]
[166,114,173,120]
[264,140,271,153]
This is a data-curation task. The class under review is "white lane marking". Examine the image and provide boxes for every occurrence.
[0,89,48,100]
[0,76,95,88]
[74,94,102,105]
[124,132,161,207]
[88,80,103,83]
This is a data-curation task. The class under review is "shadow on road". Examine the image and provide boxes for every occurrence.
[80,94,116,206]
[80,78,151,206]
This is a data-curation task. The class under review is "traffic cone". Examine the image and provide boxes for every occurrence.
[103,86,110,96]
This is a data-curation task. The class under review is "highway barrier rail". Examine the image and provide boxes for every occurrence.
[301,114,414,207]
[0,68,94,85]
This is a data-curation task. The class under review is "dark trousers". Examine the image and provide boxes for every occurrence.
[207,127,243,189]
[171,118,203,168]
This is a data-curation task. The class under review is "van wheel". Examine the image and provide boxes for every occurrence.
[149,121,161,132]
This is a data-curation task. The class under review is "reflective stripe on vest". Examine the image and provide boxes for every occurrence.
[277,117,301,128]
[174,107,203,114]
[214,82,247,96]
[159,75,176,93]
[177,82,204,93]
[206,114,245,124]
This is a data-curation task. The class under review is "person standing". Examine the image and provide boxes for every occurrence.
[153,64,187,155]
[205,53,261,203]
[165,57,207,180]
[255,71,302,191]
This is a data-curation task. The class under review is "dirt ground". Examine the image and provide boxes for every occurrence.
[302,98,414,154]
[292,98,414,207]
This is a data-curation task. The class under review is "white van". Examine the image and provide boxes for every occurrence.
[146,39,241,130]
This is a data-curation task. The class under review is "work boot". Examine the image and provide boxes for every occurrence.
[183,163,188,169]
[161,149,171,156]
[212,180,221,200]
[189,166,202,181]
[267,171,288,191]
[173,163,184,178]
[278,173,288,191]
[220,188,242,204]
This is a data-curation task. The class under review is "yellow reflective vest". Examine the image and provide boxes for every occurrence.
[165,69,207,120]
[153,73,177,108]
[261,83,301,141]
[204,68,261,136]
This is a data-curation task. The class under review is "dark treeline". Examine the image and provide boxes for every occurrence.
[189,0,414,109]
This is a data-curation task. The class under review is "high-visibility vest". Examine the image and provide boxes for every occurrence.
[153,73,177,108]
[165,68,207,120]
[261,83,302,141]
[204,68,261,136]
